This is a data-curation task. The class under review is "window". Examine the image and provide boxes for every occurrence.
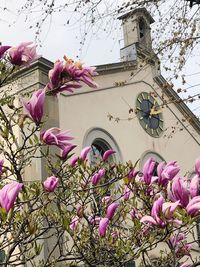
[139,18,146,39]
[83,128,122,215]
[138,17,151,49]
[83,127,122,163]
[90,139,114,164]
[90,139,115,213]
[139,151,165,176]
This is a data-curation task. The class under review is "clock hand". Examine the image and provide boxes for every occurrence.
[150,107,163,116]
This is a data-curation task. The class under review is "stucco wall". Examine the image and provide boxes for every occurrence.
[58,64,200,174]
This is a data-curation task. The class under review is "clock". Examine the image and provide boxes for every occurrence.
[136,92,164,137]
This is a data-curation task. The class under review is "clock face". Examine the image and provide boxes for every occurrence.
[136,92,164,137]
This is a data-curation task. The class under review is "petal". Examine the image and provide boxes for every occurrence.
[190,174,200,197]
[99,218,109,237]
[195,157,200,175]
[80,146,91,160]
[140,215,157,225]
[102,149,116,161]
[106,202,119,220]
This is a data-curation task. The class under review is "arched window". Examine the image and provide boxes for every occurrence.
[90,138,113,164]
[139,18,146,39]
[138,17,149,48]
[83,128,122,215]
[83,127,122,163]
[139,151,165,176]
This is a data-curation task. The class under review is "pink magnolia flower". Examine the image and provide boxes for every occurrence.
[190,174,200,197]
[140,216,159,226]
[102,149,116,161]
[0,45,11,58]
[43,176,58,192]
[168,177,189,207]
[61,144,77,160]
[69,156,79,167]
[76,205,83,217]
[150,195,165,226]
[179,263,191,267]
[130,208,137,220]
[169,233,192,258]
[91,169,106,186]
[102,196,112,206]
[91,173,100,186]
[170,233,185,248]
[111,231,118,239]
[48,60,64,89]
[41,127,74,149]
[111,231,119,243]
[70,216,79,231]
[157,161,180,186]
[80,146,91,161]
[141,195,180,227]
[195,157,200,176]
[0,181,23,212]
[8,42,39,66]
[48,60,82,94]
[142,158,156,185]
[186,196,200,217]
[128,169,138,184]
[99,217,109,237]
[47,58,97,95]
[162,201,180,219]
[64,58,98,88]
[106,202,119,220]
[130,208,142,220]
[22,88,45,124]
[123,186,132,201]
[88,215,101,225]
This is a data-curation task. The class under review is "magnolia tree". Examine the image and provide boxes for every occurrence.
[0,43,200,267]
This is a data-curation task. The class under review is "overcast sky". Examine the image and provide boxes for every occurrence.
[0,0,121,65]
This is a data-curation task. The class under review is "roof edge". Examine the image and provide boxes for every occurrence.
[154,75,200,135]
[118,8,155,24]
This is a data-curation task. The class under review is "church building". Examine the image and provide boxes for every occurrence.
[15,8,200,176]
[9,8,200,262]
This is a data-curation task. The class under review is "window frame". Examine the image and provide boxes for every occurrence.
[82,127,123,163]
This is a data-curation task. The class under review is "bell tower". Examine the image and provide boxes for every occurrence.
[118,8,154,62]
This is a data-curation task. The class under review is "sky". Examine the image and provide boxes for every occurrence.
[0,0,121,65]
[0,0,200,117]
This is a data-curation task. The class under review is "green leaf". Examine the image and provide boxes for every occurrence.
[33,134,39,143]
[29,138,33,145]
[0,208,7,221]
[123,176,129,185]
[62,217,70,230]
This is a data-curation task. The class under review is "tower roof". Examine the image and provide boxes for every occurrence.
[118,8,155,24]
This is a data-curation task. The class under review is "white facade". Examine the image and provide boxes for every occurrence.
[12,8,200,181]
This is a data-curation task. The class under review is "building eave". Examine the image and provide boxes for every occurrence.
[96,60,137,74]
[13,57,54,77]
[5,57,54,84]
[154,75,200,135]
[118,8,155,24]
[11,57,137,78]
